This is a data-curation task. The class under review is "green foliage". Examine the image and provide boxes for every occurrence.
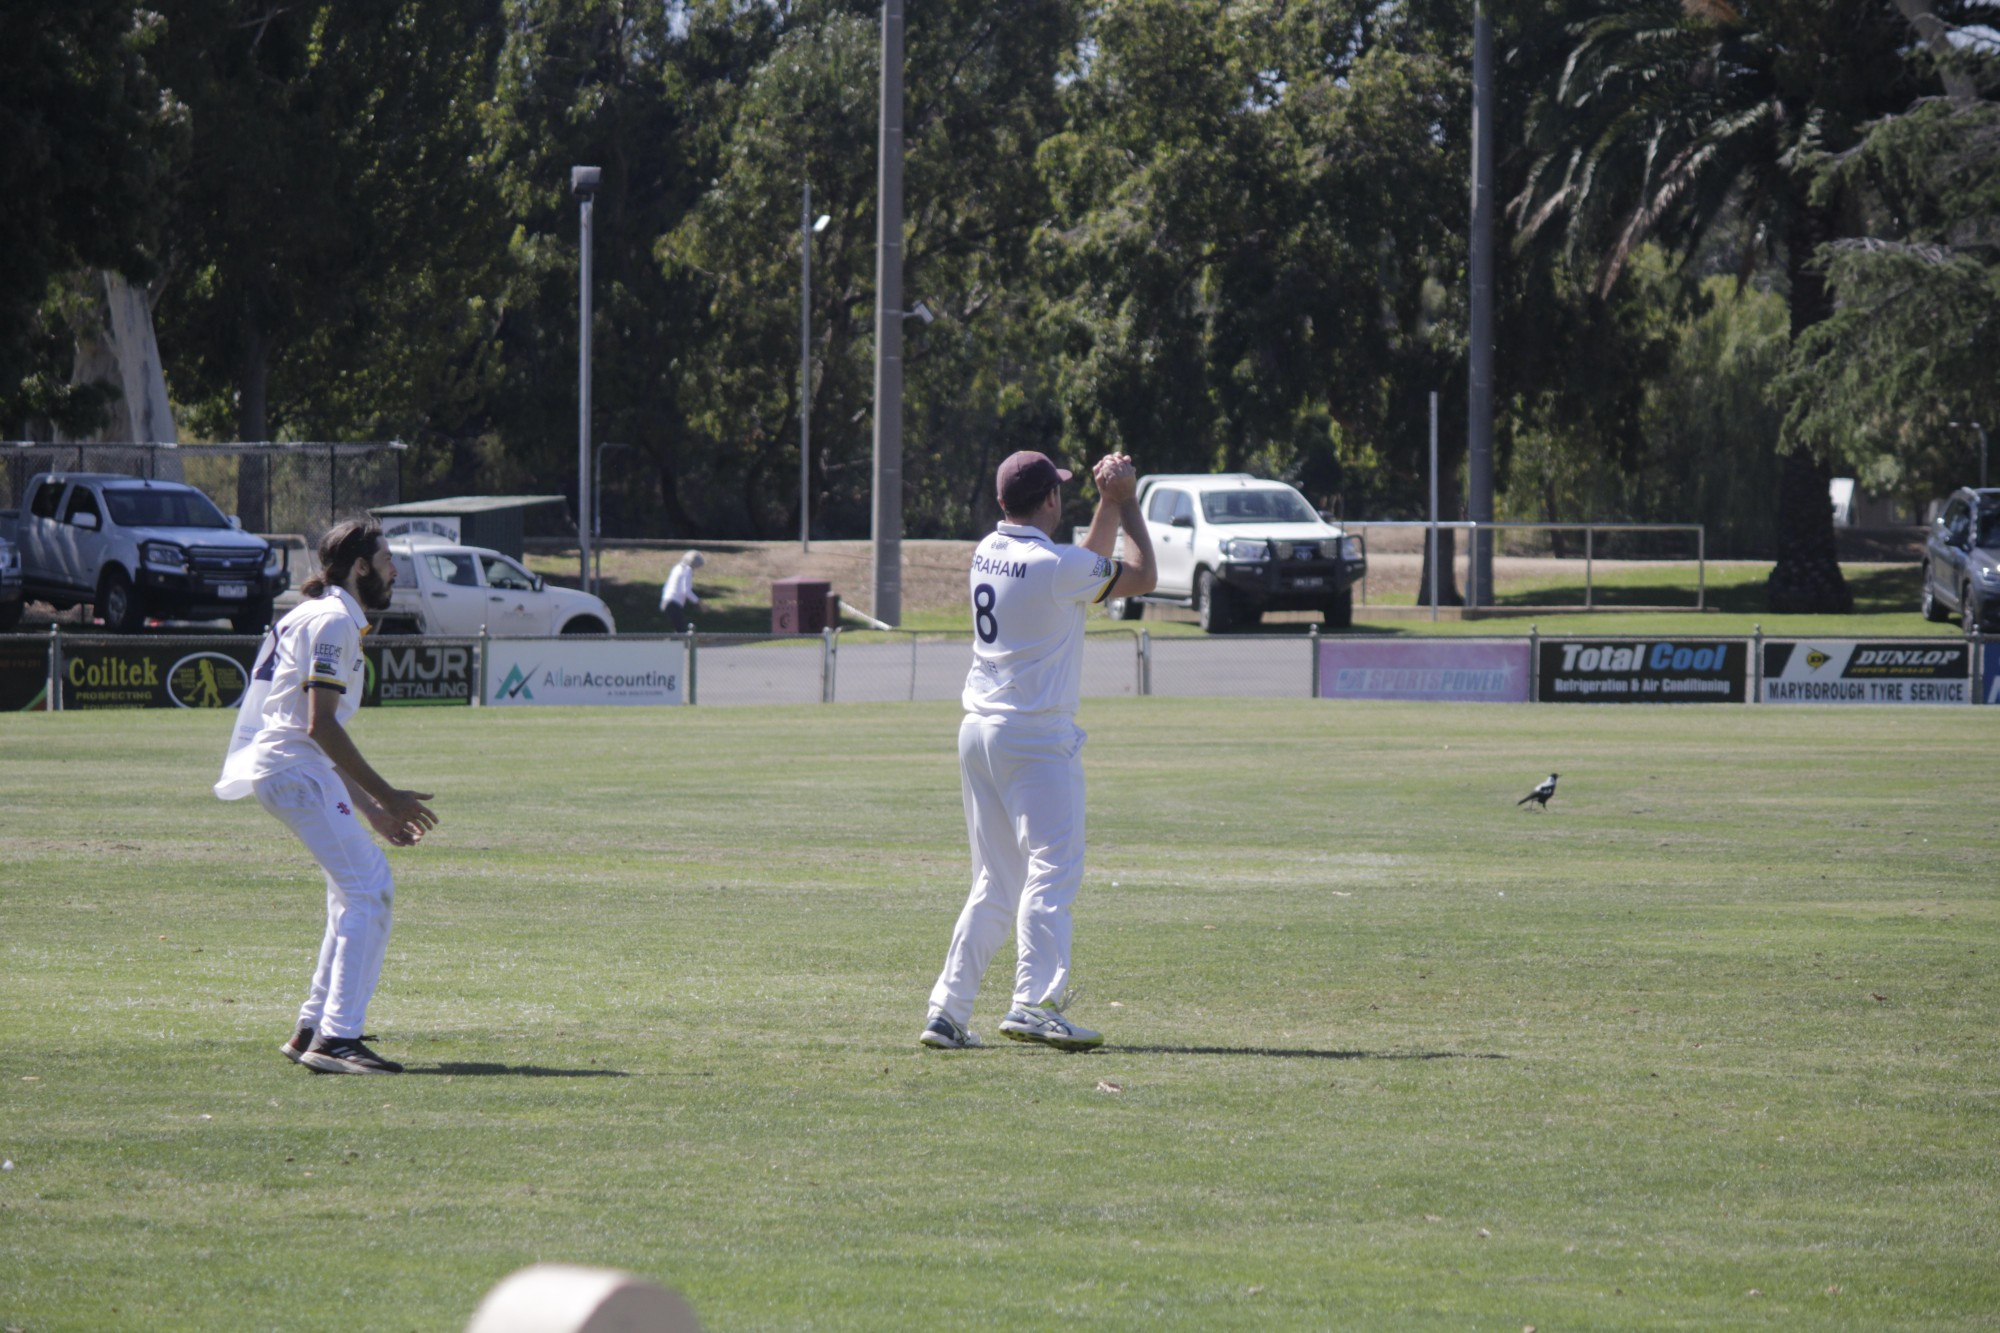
[1780,97,2000,500]
[0,0,177,434]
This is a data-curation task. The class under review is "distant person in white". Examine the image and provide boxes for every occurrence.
[920,450,1157,1052]
[216,519,438,1075]
[660,550,704,631]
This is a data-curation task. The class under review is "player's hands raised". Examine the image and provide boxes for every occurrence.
[1094,453,1138,505]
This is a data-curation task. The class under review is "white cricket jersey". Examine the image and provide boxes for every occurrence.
[215,587,370,800]
[961,522,1118,718]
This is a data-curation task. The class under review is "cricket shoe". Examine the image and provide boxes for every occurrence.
[280,1026,315,1064]
[998,1001,1103,1052]
[300,1035,404,1075]
[918,1010,984,1050]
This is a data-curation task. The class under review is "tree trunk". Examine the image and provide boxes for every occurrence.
[1766,203,1853,614]
[235,303,269,532]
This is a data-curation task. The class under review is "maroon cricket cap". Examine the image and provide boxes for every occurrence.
[996,450,1073,514]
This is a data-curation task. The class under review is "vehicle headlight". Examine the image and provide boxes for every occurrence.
[263,545,283,572]
[0,546,18,574]
[1976,560,2000,586]
[1223,538,1271,563]
[1339,535,1364,563]
[141,542,187,571]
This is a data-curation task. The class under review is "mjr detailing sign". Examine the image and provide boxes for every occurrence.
[1761,640,1970,704]
[1538,639,1746,703]
[484,638,682,706]
[365,640,474,706]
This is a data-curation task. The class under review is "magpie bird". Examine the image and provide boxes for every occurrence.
[1517,773,1559,810]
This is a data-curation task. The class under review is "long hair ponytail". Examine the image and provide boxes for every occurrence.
[301,518,384,598]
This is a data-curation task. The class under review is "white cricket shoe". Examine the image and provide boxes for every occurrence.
[918,1010,984,1050]
[998,1001,1103,1052]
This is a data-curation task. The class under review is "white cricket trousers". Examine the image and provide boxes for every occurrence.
[253,765,394,1039]
[928,713,1086,1027]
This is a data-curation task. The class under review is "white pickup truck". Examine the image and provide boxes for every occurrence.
[1106,473,1366,631]
[377,538,616,636]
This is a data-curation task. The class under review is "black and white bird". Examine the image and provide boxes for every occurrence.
[1517,773,1559,810]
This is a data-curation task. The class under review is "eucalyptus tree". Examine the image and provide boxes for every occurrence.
[148,0,504,527]
[0,0,177,437]
[1508,0,1934,613]
[1033,0,1471,515]
[659,0,1079,539]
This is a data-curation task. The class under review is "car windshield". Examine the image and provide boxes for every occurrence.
[104,487,230,529]
[1200,487,1319,525]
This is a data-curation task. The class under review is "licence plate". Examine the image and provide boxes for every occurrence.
[217,582,248,599]
[1292,576,1324,590]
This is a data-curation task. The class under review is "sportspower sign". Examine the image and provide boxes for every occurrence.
[1761,641,1971,705]
[1538,639,1747,703]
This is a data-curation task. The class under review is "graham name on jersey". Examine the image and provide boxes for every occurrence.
[972,551,1028,579]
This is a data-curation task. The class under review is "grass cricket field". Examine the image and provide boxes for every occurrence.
[2,699,1995,1330]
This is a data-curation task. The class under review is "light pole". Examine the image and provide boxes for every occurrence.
[801,184,829,553]
[1950,420,1989,489]
[572,165,601,592]
[871,0,905,626]
[593,440,628,593]
[1466,0,1496,608]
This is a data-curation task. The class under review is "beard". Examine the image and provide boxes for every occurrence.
[356,563,394,611]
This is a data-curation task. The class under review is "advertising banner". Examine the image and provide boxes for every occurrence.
[484,637,683,706]
[364,639,475,707]
[1538,639,1746,703]
[59,639,257,710]
[1762,640,1970,705]
[1319,639,1530,702]
[1985,641,2000,705]
[1,637,51,711]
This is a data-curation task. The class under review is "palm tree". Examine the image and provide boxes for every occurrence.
[1507,0,1926,612]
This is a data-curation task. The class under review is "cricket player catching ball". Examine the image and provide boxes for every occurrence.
[920,450,1157,1051]
[216,519,438,1074]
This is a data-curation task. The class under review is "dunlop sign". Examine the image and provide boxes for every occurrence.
[1538,639,1747,703]
[1761,641,1970,705]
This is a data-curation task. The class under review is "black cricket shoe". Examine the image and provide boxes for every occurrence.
[300,1035,404,1075]
[280,1026,314,1064]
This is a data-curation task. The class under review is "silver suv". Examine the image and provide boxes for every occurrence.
[1920,487,2000,633]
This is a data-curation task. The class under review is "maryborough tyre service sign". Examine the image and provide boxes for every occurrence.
[1538,639,1747,703]
[1761,640,1970,704]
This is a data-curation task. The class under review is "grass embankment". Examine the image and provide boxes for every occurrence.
[531,545,1953,641]
[4,703,1996,1329]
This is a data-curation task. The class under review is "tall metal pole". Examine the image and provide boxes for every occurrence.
[573,166,600,592]
[1467,3,1496,608]
[870,0,906,626]
[801,179,814,554]
[1430,390,1440,623]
